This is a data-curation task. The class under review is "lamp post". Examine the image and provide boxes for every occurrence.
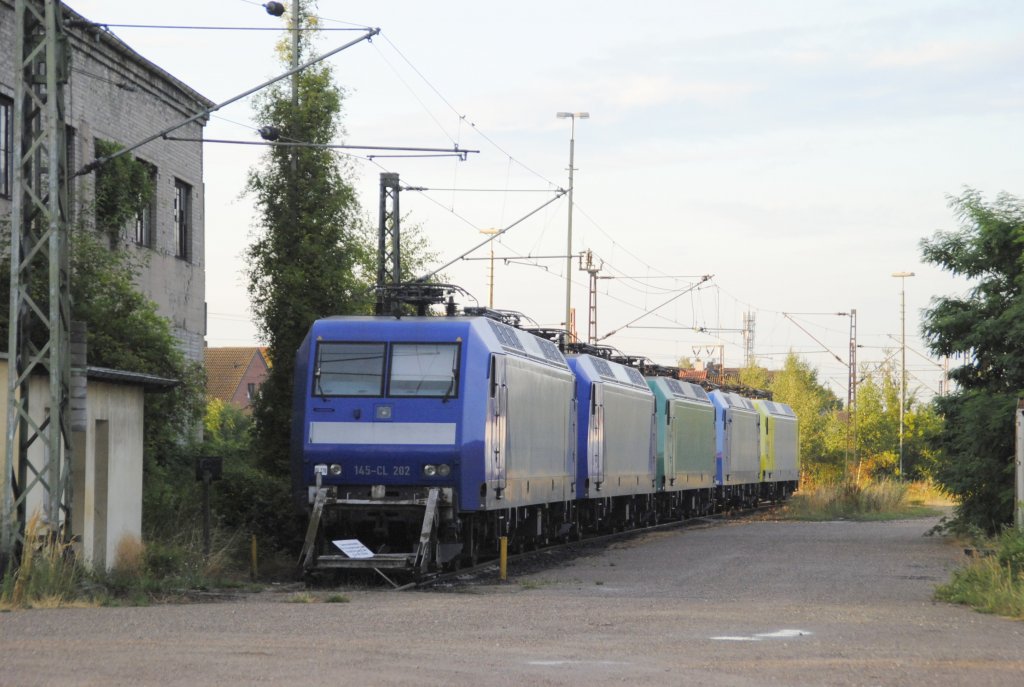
[556,111,588,340]
[892,271,915,479]
[479,228,499,308]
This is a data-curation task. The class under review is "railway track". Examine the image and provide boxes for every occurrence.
[404,502,776,591]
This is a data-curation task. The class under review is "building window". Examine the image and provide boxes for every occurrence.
[247,383,256,401]
[1,95,12,199]
[174,178,191,261]
[134,161,157,247]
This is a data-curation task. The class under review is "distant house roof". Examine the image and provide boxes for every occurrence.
[205,347,268,402]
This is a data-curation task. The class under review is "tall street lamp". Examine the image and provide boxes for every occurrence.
[892,271,915,479]
[556,111,589,341]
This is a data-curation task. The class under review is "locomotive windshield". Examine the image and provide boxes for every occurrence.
[315,342,386,396]
[313,341,460,398]
[389,343,460,398]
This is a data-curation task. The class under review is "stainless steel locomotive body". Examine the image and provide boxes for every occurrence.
[753,399,799,501]
[709,389,762,508]
[292,316,575,571]
[647,376,717,517]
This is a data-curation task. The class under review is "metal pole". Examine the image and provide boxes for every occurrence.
[1016,400,1024,530]
[899,283,905,480]
[557,112,588,340]
[892,272,914,481]
[565,122,575,339]
[479,229,499,308]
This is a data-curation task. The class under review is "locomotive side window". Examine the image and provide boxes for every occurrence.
[315,342,386,396]
[389,343,460,398]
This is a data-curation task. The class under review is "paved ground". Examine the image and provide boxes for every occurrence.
[2,515,1022,686]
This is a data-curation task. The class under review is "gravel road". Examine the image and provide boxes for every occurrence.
[2,515,1022,686]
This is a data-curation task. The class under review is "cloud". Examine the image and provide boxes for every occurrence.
[608,74,757,109]
[867,40,998,69]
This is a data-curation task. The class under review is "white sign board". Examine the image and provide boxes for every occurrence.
[332,539,374,559]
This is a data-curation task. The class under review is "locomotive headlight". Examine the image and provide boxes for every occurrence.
[423,464,437,477]
[328,464,342,476]
[437,464,451,477]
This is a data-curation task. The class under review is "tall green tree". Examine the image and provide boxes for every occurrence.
[769,353,844,480]
[245,6,368,477]
[921,188,1024,533]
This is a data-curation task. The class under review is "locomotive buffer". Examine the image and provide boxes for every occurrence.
[298,467,444,580]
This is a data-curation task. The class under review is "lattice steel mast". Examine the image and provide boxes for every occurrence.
[2,0,73,564]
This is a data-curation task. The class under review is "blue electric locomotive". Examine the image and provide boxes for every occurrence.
[293,315,576,573]
[293,314,800,576]
[567,354,657,530]
[709,390,762,508]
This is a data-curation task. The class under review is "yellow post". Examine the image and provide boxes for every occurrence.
[499,536,508,581]
[250,534,258,581]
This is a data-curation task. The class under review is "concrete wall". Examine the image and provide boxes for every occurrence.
[0,0,211,361]
[0,360,145,571]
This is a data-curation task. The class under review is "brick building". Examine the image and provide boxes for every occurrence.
[1,0,213,361]
[205,347,271,413]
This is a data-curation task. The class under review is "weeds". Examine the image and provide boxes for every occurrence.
[779,479,945,521]
[324,593,350,603]
[1,512,272,611]
[935,528,1024,619]
[0,513,85,610]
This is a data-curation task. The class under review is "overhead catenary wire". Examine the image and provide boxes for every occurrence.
[162,135,476,159]
[416,191,568,283]
[597,276,714,341]
[73,26,381,177]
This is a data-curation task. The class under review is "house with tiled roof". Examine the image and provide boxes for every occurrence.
[204,347,270,412]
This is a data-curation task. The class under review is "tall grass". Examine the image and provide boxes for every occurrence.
[936,528,1024,619]
[0,512,84,610]
[1,514,261,610]
[781,479,943,521]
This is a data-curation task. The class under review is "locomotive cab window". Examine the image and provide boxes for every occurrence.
[389,343,460,398]
[315,342,386,396]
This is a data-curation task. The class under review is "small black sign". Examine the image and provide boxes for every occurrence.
[196,455,223,481]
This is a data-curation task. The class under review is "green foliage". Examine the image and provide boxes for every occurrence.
[768,353,843,479]
[920,189,1024,533]
[936,528,1024,619]
[245,6,367,479]
[738,365,769,391]
[204,400,302,553]
[930,390,1016,534]
[94,139,154,247]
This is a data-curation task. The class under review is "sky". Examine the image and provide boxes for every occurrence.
[66,0,1023,403]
